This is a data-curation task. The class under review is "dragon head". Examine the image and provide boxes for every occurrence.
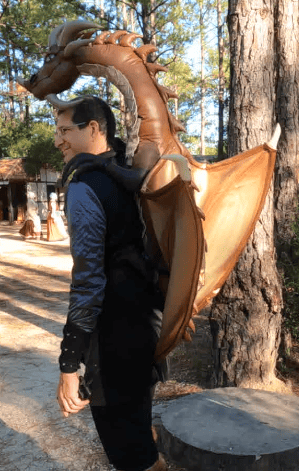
[17,20,100,101]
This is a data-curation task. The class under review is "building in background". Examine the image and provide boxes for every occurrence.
[0,158,62,224]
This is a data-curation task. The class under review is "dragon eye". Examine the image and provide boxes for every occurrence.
[45,53,56,63]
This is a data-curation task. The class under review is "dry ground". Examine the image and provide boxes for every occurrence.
[1,221,297,470]
[0,221,206,471]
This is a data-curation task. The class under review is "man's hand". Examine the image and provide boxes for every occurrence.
[57,372,90,418]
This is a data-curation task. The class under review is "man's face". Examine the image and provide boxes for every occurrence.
[54,109,93,164]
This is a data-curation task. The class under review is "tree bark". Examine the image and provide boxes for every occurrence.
[210,0,288,393]
[199,2,206,156]
[130,7,136,31]
[7,41,15,119]
[217,0,225,159]
[274,0,299,255]
[122,0,128,30]
[273,0,299,355]
[141,0,156,62]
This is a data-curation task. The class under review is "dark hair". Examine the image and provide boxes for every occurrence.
[63,96,116,149]
[58,96,128,154]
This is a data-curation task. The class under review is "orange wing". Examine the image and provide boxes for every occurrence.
[142,142,277,361]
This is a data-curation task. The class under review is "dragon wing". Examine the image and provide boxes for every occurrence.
[142,139,278,362]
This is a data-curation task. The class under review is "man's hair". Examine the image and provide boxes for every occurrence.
[59,96,116,149]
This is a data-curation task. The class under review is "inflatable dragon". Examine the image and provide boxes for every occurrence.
[17,20,280,361]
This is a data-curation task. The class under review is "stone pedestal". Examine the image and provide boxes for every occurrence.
[153,388,299,470]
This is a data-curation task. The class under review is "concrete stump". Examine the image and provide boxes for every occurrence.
[154,388,299,470]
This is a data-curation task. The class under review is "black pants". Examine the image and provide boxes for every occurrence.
[90,392,158,471]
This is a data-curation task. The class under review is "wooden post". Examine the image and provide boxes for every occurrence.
[7,184,14,225]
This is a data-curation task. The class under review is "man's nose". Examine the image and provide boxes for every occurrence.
[54,132,63,148]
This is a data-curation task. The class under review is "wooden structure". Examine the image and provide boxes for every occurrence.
[0,158,61,224]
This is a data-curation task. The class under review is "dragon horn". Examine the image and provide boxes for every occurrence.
[48,24,65,48]
[45,93,85,110]
[266,123,281,150]
[55,20,100,47]
[161,154,191,181]
[64,39,93,58]
[16,76,26,87]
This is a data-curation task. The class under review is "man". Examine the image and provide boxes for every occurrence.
[55,96,167,471]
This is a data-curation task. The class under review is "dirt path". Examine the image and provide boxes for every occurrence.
[0,221,211,471]
[0,222,112,471]
[3,219,299,469]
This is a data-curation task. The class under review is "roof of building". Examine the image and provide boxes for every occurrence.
[0,158,27,181]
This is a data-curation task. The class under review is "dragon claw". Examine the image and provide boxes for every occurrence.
[183,330,192,342]
[188,319,196,333]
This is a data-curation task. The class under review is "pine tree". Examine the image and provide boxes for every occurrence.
[210,0,297,393]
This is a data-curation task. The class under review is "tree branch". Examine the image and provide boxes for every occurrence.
[0,0,10,22]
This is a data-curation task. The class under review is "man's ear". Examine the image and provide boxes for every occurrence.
[89,120,100,138]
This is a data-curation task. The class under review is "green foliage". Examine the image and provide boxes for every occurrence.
[0,118,29,157]
[161,58,200,129]
[205,146,217,156]
[0,0,85,71]
[163,59,197,104]
[0,117,62,174]
[25,122,63,175]
[0,0,94,121]
[180,133,200,154]
[0,0,230,168]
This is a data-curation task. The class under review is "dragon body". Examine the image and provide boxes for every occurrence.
[18,21,279,360]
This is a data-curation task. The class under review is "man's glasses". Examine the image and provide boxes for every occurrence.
[55,122,87,138]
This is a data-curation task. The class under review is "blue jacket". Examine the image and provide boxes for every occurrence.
[59,151,166,405]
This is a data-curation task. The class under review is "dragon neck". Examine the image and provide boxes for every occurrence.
[73,44,192,159]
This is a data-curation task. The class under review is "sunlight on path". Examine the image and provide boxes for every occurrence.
[0,223,109,471]
[0,222,73,273]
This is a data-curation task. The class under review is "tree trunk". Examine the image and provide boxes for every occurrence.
[100,0,105,19]
[6,41,15,119]
[274,0,299,255]
[141,0,156,61]
[141,3,152,44]
[199,3,205,156]
[273,0,299,355]
[217,0,225,159]
[119,3,129,132]
[122,0,128,30]
[150,0,156,47]
[210,0,288,393]
[25,98,30,125]
[130,7,136,32]
[105,79,111,106]
[94,0,104,19]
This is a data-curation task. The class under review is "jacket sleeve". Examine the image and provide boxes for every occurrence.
[59,181,107,373]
